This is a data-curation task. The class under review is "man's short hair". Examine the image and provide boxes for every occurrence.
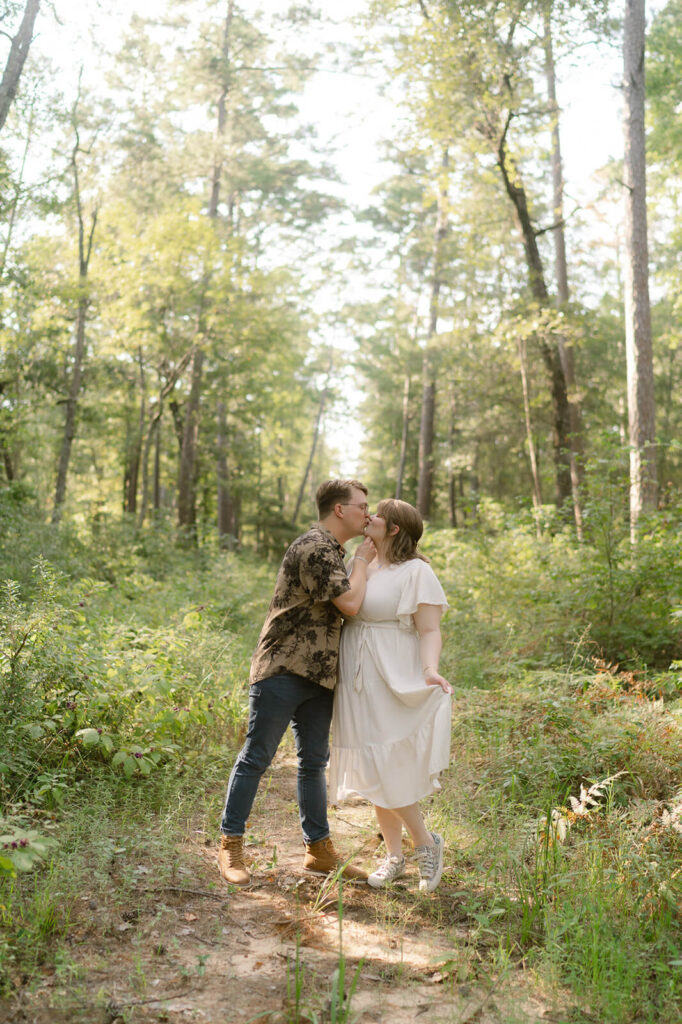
[316,479,368,520]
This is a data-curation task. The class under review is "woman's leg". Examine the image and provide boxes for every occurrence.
[390,802,434,848]
[374,805,404,857]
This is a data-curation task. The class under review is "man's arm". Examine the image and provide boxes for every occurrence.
[331,536,375,617]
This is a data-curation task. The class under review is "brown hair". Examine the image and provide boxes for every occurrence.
[376,498,428,564]
[316,479,368,520]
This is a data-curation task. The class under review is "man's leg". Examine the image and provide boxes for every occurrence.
[220,676,298,837]
[292,687,367,882]
[289,684,334,844]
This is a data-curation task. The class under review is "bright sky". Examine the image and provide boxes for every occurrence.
[37,0,650,215]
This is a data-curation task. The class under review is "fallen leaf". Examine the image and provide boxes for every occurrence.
[182,912,198,922]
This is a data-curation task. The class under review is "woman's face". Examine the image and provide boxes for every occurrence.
[364,512,388,544]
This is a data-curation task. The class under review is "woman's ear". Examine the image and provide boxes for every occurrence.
[388,524,400,536]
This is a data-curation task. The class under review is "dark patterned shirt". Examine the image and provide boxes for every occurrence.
[250,525,352,690]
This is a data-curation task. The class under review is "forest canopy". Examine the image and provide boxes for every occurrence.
[0,0,678,545]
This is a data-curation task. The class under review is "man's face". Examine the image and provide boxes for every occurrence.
[341,487,371,535]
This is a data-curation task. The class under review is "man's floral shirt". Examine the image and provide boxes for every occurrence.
[250,525,351,690]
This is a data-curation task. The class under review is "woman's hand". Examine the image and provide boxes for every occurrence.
[424,668,453,694]
[354,536,376,564]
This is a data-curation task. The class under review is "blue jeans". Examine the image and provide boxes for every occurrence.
[220,673,334,845]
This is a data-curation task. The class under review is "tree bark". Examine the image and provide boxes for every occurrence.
[623,0,657,534]
[0,382,15,481]
[519,338,543,538]
[497,122,572,509]
[395,371,411,500]
[216,399,235,546]
[293,383,327,523]
[544,8,584,539]
[447,385,457,528]
[208,0,234,219]
[0,0,40,134]
[177,0,234,536]
[0,95,34,279]
[1,440,14,482]
[138,346,194,526]
[52,111,98,524]
[153,418,162,512]
[417,148,448,519]
[177,345,204,534]
[125,348,145,514]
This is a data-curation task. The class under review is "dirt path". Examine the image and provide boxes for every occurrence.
[5,749,563,1024]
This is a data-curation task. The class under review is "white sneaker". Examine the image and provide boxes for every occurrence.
[415,832,444,892]
[368,854,407,889]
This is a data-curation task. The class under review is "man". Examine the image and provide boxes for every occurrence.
[218,478,376,886]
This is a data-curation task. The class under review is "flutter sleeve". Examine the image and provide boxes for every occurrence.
[396,560,448,628]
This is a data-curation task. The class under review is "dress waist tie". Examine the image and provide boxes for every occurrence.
[344,619,417,694]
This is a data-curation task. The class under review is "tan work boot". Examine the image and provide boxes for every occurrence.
[218,834,250,886]
[303,837,367,882]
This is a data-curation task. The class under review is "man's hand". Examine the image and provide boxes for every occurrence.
[354,536,376,564]
[331,537,375,616]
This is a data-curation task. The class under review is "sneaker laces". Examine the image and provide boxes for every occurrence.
[373,855,404,880]
[414,843,438,876]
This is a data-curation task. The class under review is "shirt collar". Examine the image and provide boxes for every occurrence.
[312,522,346,557]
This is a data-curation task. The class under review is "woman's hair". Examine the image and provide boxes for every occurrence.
[376,499,428,564]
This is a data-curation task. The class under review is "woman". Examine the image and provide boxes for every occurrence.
[328,498,452,892]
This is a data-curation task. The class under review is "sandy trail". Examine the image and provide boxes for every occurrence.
[4,749,562,1024]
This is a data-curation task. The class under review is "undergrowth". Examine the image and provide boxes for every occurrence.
[1,501,681,1021]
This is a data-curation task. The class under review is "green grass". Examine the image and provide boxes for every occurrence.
[1,509,681,1021]
[433,666,682,1023]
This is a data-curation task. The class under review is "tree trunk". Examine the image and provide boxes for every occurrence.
[169,397,185,451]
[153,419,162,512]
[447,385,457,528]
[1,441,14,482]
[52,297,89,522]
[0,382,15,482]
[138,414,158,525]
[417,148,448,518]
[519,338,543,538]
[497,123,572,509]
[125,348,145,514]
[544,8,584,540]
[623,0,657,534]
[208,0,234,220]
[216,400,235,546]
[138,347,194,526]
[395,372,410,499]
[52,109,98,525]
[0,96,34,279]
[177,0,235,536]
[293,385,327,523]
[0,0,40,134]
[177,345,204,534]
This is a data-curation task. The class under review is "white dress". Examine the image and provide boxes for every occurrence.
[328,558,451,809]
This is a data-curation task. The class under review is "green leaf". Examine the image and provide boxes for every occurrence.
[0,854,16,877]
[11,849,36,871]
[75,728,100,746]
[123,756,136,778]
